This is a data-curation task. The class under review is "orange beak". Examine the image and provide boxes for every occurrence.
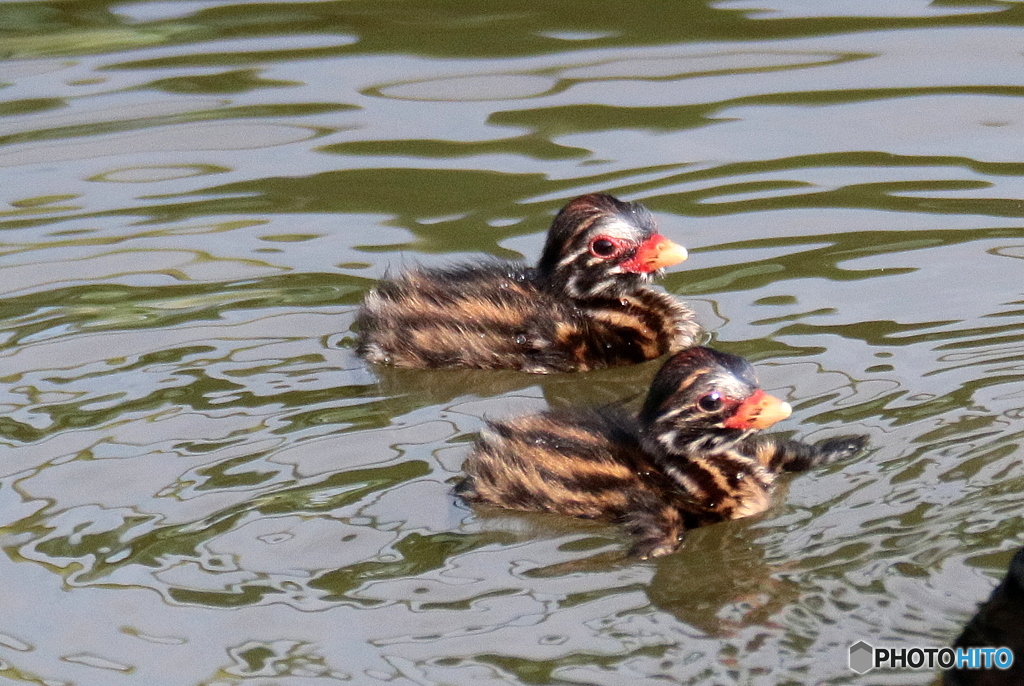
[723,389,792,430]
[621,234,688,273]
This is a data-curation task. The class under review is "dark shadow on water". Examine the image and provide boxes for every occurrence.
[945,547,1024,686]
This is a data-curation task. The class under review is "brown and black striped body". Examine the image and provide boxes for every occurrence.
[355,194,698,374]
[356,263,697,373]
[456,410,862,558]
[456,347,869,558]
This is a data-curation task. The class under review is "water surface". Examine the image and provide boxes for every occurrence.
[2,1,1024,684]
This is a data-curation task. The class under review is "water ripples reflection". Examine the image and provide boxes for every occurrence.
[2,2,1024,684]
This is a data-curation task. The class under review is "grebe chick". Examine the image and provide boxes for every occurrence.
[456,346,869,558]
[356,193,697,374]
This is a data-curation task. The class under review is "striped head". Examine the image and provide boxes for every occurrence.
[639,347,792,456]
[535,194,688,299]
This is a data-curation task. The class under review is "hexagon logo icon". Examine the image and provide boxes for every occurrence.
[849,641,874,674]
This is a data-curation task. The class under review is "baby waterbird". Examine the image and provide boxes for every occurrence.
[356,193,698,373]
[456,347,868,558]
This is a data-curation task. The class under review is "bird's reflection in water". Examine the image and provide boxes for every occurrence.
[945,548,1024,686]
[367,357,661,417]
[518,518,797,638]
[645,524,799,637]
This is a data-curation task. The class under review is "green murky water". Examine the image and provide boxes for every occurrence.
[2,1,1024,684]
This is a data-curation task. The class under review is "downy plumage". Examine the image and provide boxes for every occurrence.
[356,193,698,373]
[456,346,868,558]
